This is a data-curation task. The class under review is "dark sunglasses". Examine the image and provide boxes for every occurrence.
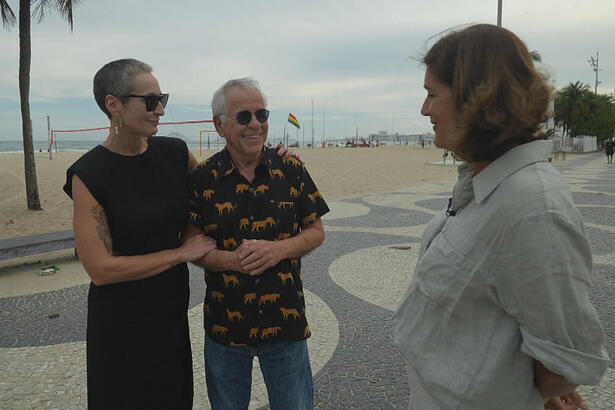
[121,93,169,111]
[234,109,270,126]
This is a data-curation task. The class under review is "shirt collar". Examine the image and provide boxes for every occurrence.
[473,140,553,204]
[216,146,275,179]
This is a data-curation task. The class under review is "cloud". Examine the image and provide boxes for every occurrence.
[1,0,614,141]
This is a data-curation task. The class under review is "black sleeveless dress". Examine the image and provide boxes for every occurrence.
[63,137,193,409]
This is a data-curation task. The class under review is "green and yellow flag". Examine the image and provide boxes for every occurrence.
[288,113,300,129]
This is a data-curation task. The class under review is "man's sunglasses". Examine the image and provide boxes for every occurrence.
[121,93,169,111]
[234,109,270,126]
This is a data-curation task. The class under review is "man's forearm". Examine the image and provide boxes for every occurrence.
[195,249,241,272]
[193,220,324,275]
[276,223,324,260]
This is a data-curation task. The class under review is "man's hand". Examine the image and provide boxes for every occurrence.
[236,239,282,276]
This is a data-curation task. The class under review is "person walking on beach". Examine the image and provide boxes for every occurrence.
[392,24,609,410]
[604,137,614,164]
[63,59,216,409]
[183,77,329,409]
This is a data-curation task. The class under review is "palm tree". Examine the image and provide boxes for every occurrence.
[1,0,80,210]
[573,92,615,143]
[554,81,591,139]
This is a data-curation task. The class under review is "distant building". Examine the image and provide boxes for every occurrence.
[367,131,434,145]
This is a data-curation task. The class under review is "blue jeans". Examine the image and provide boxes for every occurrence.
[204,334,313,410]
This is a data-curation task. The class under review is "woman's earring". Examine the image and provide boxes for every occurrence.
[111,113,123,135]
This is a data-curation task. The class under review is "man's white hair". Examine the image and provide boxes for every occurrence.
[211,77,267,123]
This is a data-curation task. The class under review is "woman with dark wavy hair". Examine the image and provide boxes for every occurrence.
[393,24,608,409]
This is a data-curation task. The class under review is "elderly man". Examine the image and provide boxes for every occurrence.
[185,77,328,409]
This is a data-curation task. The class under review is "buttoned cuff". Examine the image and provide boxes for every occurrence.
[520,326,610,385]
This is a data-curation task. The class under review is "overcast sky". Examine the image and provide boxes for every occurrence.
[0,0,613,143]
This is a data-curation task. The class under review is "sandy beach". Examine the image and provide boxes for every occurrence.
[0,145,458,242]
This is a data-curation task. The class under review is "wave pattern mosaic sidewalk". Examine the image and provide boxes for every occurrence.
[1,152,614,408]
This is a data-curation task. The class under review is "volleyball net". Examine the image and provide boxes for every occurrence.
[49,119,218,155]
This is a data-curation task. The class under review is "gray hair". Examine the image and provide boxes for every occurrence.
[211,77,267,123]
[93,58,152,119]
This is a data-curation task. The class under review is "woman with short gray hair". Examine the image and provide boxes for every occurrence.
[63,58,215,409]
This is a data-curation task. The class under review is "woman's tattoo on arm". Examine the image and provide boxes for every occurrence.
[90,205,113,254]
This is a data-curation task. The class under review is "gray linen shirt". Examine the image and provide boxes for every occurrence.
[392,140,609,409]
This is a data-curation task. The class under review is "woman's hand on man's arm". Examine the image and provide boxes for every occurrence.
[72,174,214,285]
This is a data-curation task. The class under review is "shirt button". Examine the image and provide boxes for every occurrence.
[258,310,263,315]
[255,279,259,284]
[249,216,254,221]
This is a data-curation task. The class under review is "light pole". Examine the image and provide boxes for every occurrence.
[588,51,601,94]
[497,0,502,26]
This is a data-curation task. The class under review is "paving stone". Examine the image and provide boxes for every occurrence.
[572,192,615,206]
[414,197,449,211]
[578,206,615,226]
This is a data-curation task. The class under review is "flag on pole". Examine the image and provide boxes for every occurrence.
[288,113,300,129]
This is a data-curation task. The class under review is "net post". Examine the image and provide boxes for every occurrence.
[47,116,52,160]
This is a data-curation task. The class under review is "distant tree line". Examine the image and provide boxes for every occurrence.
[554,81,615,145]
